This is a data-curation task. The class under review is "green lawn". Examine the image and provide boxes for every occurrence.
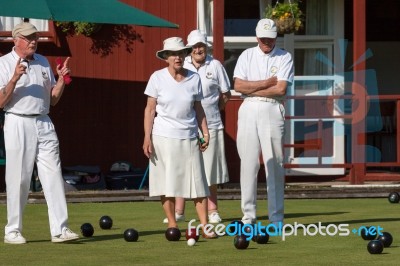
[0,198,399,265]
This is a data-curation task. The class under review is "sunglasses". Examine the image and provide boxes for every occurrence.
[165,50,187,58]
[17,34,39,43]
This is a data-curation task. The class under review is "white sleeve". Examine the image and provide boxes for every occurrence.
[233,51,248,80]
[277,53,294,84]
[144,72,158,98]
[214,60,231,93]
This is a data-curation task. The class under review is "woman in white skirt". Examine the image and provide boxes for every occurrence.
[143,37,216,238]
[165,30,231,224]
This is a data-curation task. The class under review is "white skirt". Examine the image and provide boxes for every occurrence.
[149,135,210,198]
[202,128,229,185]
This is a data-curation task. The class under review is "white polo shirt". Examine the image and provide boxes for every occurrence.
[145,68,203,139]
[0,48,56,115]
[233,45,294,101]
[184,55,230,129]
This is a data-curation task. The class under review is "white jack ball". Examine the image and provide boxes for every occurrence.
[187,238,196,246]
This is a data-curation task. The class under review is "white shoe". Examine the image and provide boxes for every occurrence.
[208,212,222,224]
[163,213,185,224]
[51,228,79,243]
[4,231,26,244]
[241,217,256,224]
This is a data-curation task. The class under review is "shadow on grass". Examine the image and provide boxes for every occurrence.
[79,234,124,242]
[28,234,124,244]
[76,229,166,243]
[323,217,400,226]
[223,212,347,222]
[28,239,83,244]
[223,213,399,228]
[137,229,167,237]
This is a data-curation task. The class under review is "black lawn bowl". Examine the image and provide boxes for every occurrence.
[360,227,378,240]
[124,228,139,242]
[367,240,384,254]
[228,220,244,235]
[99,215,113,230]
[243,225,254,240]
[234,235,250,250]
[377,232,393,248]
[254,233,269,244]
[80,223,94,237]
[388,192,400,203]
[165,227,181,241]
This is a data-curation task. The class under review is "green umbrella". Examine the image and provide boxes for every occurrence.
[0,0,178,28]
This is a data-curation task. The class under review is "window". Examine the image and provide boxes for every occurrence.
[344,0,400,41]
[224,0,261,37]
[0,17,52,41]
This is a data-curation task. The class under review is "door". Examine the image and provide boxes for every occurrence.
[284,0,346,175]
[285,75,346,175]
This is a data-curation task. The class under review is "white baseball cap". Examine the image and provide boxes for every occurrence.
[186,30,212,47]
[255,19,277,38]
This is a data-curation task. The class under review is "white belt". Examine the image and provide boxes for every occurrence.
[244,97,282,104]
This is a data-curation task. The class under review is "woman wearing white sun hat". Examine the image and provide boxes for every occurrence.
[163,30,231,225]
[143,37,217,238]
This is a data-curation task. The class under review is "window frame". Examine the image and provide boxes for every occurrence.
[0,19,56,43]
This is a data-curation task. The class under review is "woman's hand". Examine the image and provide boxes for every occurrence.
[143,138,153,158]
[199,134,209,152]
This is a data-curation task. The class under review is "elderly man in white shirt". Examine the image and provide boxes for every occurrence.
[0,22,78,244]
[233,19,294,226]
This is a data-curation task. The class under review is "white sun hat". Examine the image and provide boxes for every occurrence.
[156,37,192,60]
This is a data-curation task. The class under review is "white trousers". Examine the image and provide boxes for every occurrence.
[4,113,69,236]
[237,99,285,223]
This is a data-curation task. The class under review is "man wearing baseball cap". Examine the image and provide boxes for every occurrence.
[11,22,39,38]
[233,18,294,227]
[0,21,78,244]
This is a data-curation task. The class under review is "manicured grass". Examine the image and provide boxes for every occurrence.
[0,198,399,265]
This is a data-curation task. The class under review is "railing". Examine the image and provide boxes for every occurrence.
[283,94,400,183]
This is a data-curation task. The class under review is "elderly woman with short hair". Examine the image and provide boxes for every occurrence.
[143,37,216,239]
